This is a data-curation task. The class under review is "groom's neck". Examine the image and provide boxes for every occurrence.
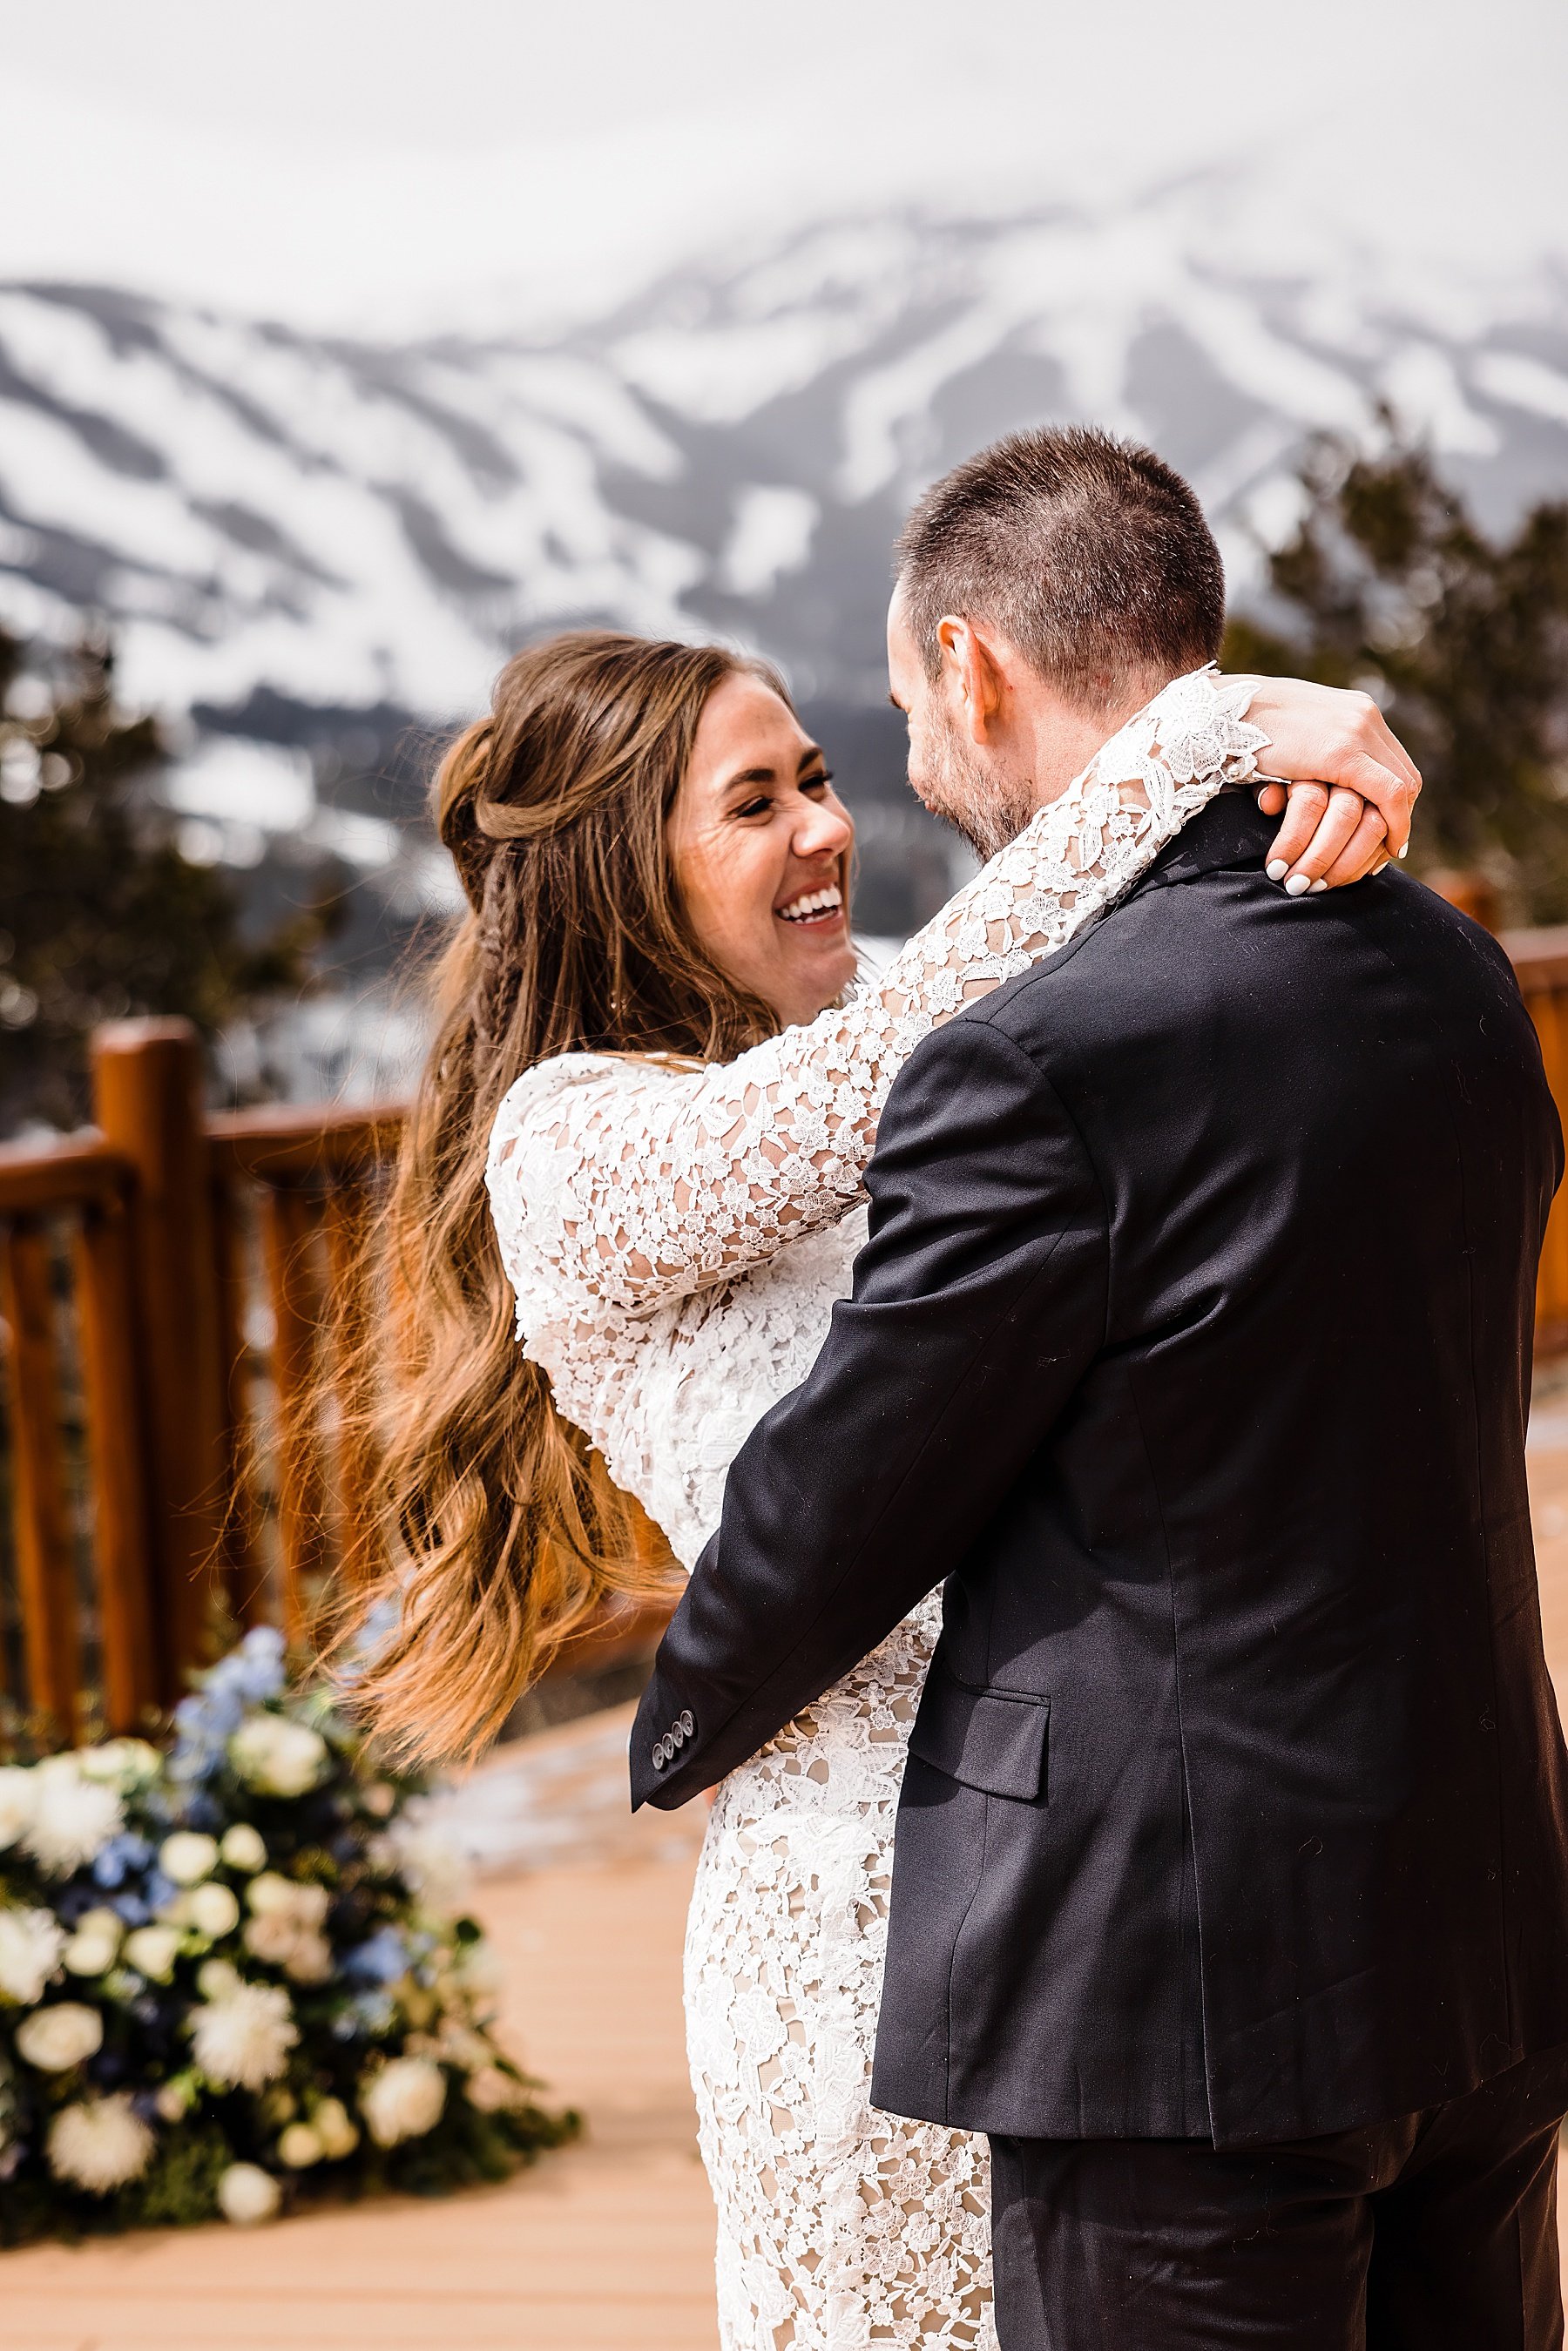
[1013,663,1178,824]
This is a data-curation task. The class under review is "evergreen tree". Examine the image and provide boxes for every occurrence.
[0,627,312,1133]
[1222,422,1568,924]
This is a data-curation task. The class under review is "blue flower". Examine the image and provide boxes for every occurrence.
[341,1929,409,1986]
[92,1832,152,1890]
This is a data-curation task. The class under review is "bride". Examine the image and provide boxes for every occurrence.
[355,627,1413,2348]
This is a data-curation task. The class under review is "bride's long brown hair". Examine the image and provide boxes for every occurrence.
[346,631,787,1762]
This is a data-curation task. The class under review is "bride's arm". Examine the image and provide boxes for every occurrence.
[488,667,1281,1327]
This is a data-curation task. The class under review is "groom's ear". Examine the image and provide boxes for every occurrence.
[936,615,1010,745]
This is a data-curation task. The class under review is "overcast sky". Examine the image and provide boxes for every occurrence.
[2,0,1565,325]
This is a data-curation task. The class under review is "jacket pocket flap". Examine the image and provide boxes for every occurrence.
[907,1665,1049,1801]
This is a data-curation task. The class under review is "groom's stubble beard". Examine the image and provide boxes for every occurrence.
[918,698,1040,861]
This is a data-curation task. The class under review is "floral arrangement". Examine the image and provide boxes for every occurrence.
[0,1630,576,2241]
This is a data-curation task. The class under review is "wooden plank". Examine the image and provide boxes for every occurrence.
[260,1181,327,1644]
[0,1132,132,1217]
[321,1180,382,1590]
[208,1104,405,1182]
[0,1219,81,1738]
[72,1193,159,1732]
[209,1172,268,1628]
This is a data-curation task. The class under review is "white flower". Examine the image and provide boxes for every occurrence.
[230,1716,327,1799]
[123,1925,182,1983]
[465,2066,523,2113]
[184,1881,240,1940]
[78,1739,159,1790]
[313,2096,359,2159]
[282,1932,332,1985]
[24,1756,123,1876]
[154,2075,194,2122]
[242,1913,301,1968]
[247,1873,329,1927]
[16,2001,105,2071]
[0,1905,65,2003]
[276,2120,323,2167]
[196,1956,241,2002]
[360,2056,446,2147]
[190,1980,298,2091]
[217,2161,280,2225]
[220,1822,267,1874]
[47,2093,155,2192]
[63,1908,123,1978]
[386,1821,470,1913]
[0,1764,36,1850]
[159,1831,219,1885]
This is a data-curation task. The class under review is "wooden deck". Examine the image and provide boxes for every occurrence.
[10,1417,1568,2350]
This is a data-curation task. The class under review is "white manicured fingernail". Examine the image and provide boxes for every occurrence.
[1284,874,1311,898]
[1309,879,1328,894]
[1397,844,1408,859]
[1266,859,1288,882]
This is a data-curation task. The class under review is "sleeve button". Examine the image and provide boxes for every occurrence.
[679,1710,695,1737]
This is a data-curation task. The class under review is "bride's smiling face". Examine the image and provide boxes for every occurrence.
[668,672,857,1031]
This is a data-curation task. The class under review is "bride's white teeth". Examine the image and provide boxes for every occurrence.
[778,885,843,924]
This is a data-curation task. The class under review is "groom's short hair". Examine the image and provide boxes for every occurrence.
[895,427,1226,710]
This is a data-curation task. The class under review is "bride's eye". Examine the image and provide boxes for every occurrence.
[735,795,773,820]
[801,771,833,796]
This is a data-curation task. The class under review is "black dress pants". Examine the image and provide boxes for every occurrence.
[990,2047,1568,2349]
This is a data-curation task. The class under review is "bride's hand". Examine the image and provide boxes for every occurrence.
[1230,677,1422,894]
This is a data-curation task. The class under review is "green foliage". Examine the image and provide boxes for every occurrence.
[1222,423,1568,923]
[0,626,314,1132]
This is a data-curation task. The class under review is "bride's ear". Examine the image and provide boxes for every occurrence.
[936,616,1007,745]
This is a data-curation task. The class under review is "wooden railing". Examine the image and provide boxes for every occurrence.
[5,932,1568,1743]
[0,1019,671,1746]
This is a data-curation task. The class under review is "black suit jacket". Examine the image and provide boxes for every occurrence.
[631,796,1568,2147]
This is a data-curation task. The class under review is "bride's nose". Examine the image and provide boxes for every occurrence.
[794,796,854,862]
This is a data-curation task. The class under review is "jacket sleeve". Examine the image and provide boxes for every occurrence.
[631,1009,1110,1809]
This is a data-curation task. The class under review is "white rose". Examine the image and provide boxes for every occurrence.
[78,1739,159,1789]
[242,1914,300,1967]
[312,2096,359,2159]
[124,1925,182,1983]
[283,1932,333,1985]
[360,2056,447,2147]
[0,1906,66,2004]
[16,2001,105,2071]
[465,2065,522,2113]
[217,2161,280,2225]
[247,1872,328,1927]
[24,1756,123,1876]
[190,1980,298,2091]
[196,1956,241,2002]
[154,2076,195,2122]
[229,1716,327,1799]
[220,1822,267,1874]
[64,1908,124,1978]
[47,2092,155,2192]
[0,1763,36,1850]
[276,2120,323,2167]
[159,1831,220,1886]
[185,1881,241,1940]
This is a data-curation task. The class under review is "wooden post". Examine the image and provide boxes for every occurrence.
[91,1021,226,1703]
[260,1180,326,1643]
[0,1219,82,1738]
[73,1192,159,1731]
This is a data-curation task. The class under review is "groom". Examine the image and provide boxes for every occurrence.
[632,428,1568,2346]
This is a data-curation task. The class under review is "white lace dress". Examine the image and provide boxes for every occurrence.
[486,669,1267,2351]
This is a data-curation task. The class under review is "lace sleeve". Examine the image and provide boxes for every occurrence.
[487,665,1266,1327]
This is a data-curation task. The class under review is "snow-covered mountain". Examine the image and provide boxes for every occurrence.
[3,188,1566,735]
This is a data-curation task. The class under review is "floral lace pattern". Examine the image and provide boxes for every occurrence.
[485,668,1266,2349]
